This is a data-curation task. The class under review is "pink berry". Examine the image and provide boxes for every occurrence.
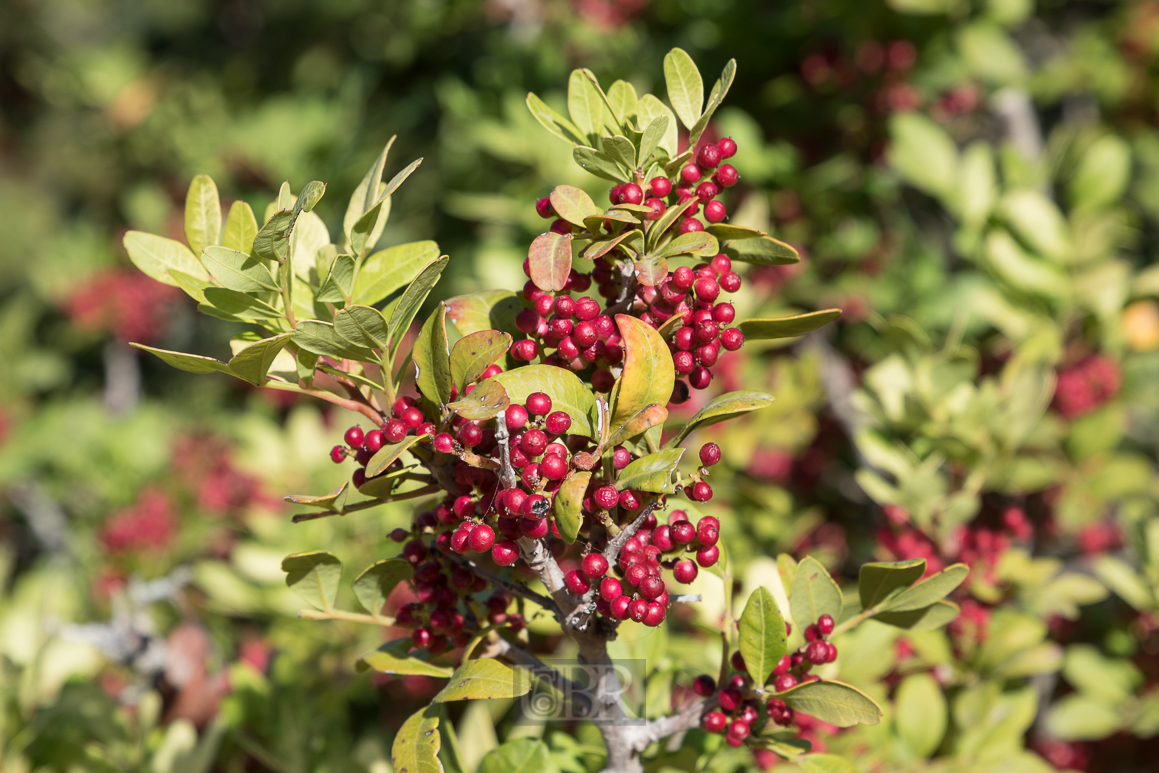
[717,137,738,158]
[671,521,696,545]
[697,144,723,169]
[703,710,727,733]
[583,553,609,579]
[680,164,703,184]
[330,445,347,463]
[526,392,552,416]
[818,614,835,635]
[712,303,735,324]
[620,183,644,205]
[696,545,720,567]
[696,181,719,202]
[727,720,750,741]
[716,164,738,187]
[673,559,699,584]
[613,447,632,470]
[720,328,745,351]
[679,217,705,234]
[593,485,620,510]
[535,197,554,219]
[545,411,572,435]
[565,570,590,595]
[773,674,798,693]
[600,576,624,601]
[719,272,741,293]
[433,432,454,454]
[649,176,673,197]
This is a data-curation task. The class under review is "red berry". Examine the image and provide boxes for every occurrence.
[731,650,747,673]
[649,176,673,197]
[534,294,555,316]
[600,576,624,601]
[433,433,454,454]
[544,411,572,435]
[712,303,735,325]
[806,640,828,665]
[620,183,644,205]
[717,138,738,158]
[699,442,721,466]
[593,485,620,510]
[818,614,835,635]
[680,164,703,184]
[672,350,696,375]
[643,600,666,626]
[696,181,719,202]
[453,496,476,518]
[450,527,472,553]
[719,687,742,711]
[549,219,571,235]
[716,164,738,187]
[696,545,720,567]
[628,598,649,623]
[693,674,716,697]
[719,272,741,293]
[539,453,568,481]
[411,627,432,648]
[565,570,591,595]
[671,521,696,545]
[492,539,519,566]
[704,200,726,223]
[689,481,713,502]
[679,217,705,234]
[457,423,482,447]
[400,406,424,428]
[694,277,720,303]
[673,559,699,584]
[535,197,555,219]
[613,447,632,470]
[619,489,641,511]
[554,295,576,318]
[520,429,548,457]
[773,674,798,693]
[526,392,552,416]
[610,594,632,619]
[695,343,720,367]
[703,710,727,733]
[469,524,496,553]
[720,328,745,351]
[582,553,609,579]
[344,426,364,447]
[382,419,406,443]
[674,326,695,351]
[644,198,666,219]
[697,144,723,169]
[330,445,347,463]
[727,720,750,741]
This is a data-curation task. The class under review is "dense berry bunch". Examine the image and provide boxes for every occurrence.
[1052,355,1121,419]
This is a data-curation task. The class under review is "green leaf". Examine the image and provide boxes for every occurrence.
[334,305,390,350]
[778,680,883,727]
[202,288,281,320]
[688,59,737,148]
[389,255,450,360]
[896,673,946,758]
[444,291,522,338]
[639,115,669,165]
[414,304,453,405]
[377,158,423,205]
[739,586,788,686]
[583,231,640,263]
[528,232,573,293]
[184,174,221,258]
[568,68,610,141]
[447,379,510,421]
[663,47,704,130]
[434,659,530,703]
[526,92,586,145]
[999,190,1071,262]
[554,471,590,544]
[124,231,210,287]
[353,559,414,617]
[614,449,684,494]
[607,315,675,447]
[665,391,776,448]
[363,640,453,679]
[167,268,210,304]
[479,738,550,773]
[228,333,293,386]
[131,344,231,376]
[316,254,356,303]
[888,113,959,199]
[549,185,601,228]
[884,564,969,612]
[202,246,279,293]
[956,141,997,227]
[984,229,1069,297]
[859,559,926,609]
[636,94,679,158]
[285,482,349,512]
[354,240,440,307]
[293,320,375,361]
[1046,694,1123,741]
[350,200,389,258]
[874,600,960,630]
[492,365,598,438]
[293,180,326,215]
[607,80,639,123]
[722,235,801,265]
[1093,555,1153,611]
[366,435,425,478]
[790,557,843,628]
[1063,645,1143,703]
[799,755,857,773]
[573,146,630,183]
[281,551,342,612]
[706,224,766,240]
[655,231,718,260]
[739,310,842,340]
[602,135,636,170]
[1070,134,1131,211]
[252,210,294,262]
[345,136,395,247]
[450,331,513,395]
[646,198,697,252]
[392,706,444,773]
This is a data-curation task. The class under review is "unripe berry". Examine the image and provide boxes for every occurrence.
[644,198,666,219]
[330,445,347,463]
[535,197,554,219]
[773,673,798,693]
[689,481,713,502]
[433,432,454,454]
[492,539,519,566]
[696,545,720,567]
[680,164,703,184]
[720,328,745,351]
[696,181,719,202]
[526,392,552,416]
[565,570,590,595]
[716,164,738,187]
[704,200,726,223]
[457,423,482,447]
[620,183,644,205]
[539,453,568,481]
[673,558,699,584]
[699,442,721,466]
[717,137,738,158]
[818,614,835,635]
[697,144,723,169]
[469,523,496,553]
[679,217,705,234]
[545,411,572,435]
[703,710,727,733]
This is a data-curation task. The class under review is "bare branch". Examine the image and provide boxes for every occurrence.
[602,500,661,563]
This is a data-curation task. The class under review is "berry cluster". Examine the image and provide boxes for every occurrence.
[698,615,838,747]
[1052,355,1121,419]
[330,397,438,488]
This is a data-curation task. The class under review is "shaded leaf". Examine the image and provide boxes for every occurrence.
[778,680,883,727]
[791,557,843,628]
[896,673,946,758]
[293,320,375,361]
[645,198,697,251]
[665,391,776,448]
[602,135,636,170]
[739,586,788,686]
[202,288,282,320]
[639,115,669,164]
[364,639,453,679]
[874,600,960,630]
[334,305,390,350]
[722,235,801,265]
[859,559,926,609]
[252,210,294,262]
[316,254,357,303]
[528,232,573,293]
[131,344,231,376]
[391,706,444,773]
[414,304,453,404]
[184,175,221,258]
[353,559,414,617]
[884,564,969,612]
[655,231,718,260]
[281,551,342,612]
[572,146,630,183]
[389,255,451,360]
[614,449,684,494]
[554,471,591,544]
[739,310,842,340]
[526,92,586,145]
[450,331,513,394]
[228,333,293,386]
[286,482,349,512]
[479,738,550,773]
[366,435,425,478]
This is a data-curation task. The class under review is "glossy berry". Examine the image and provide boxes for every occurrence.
[719,272,741,293]
[433,433,454,454]
[694,277,720,303]
[696,545,720,567]
[703,710,727,733]
[535,197,555,219]
[720,328,745,351]
[649,176,673,197]
[643,601,666,626]
[492,539,519,566]
[330,445,347,463]
[731,651,746,672]
[539,453,568,481]
[693,674,716,697]
[469,524,496,553]
[565,570,591,595]
[644,198,666,219]
[384,418,408,443]
[673,559,698,584]
[671,520,696,545]
[505,404,529,431]
[704,200,726,223]
[689,481,713,502]
[599,576,624,601]
[620,183,644,205]
[718,687,743,712]
[583,553,609,579]
[696,181,719,202]
[679,217,704,234]
[773,673,798,693]
[717,137,738,158]
[457,423,482,447]
[520,429,548,457]
[545,411,572,435]
[697,144,723,169]
[806,640,828,665]
[680,163,703,184]
[619,489,641,511]
[344,426,364,447]
[699,443,721,467]
[712,303,735,325]
[613,447,632,470]
[716,164,738,187]
[628,598,649,623]
[526,392,552,416]
[363,429,384,453]
[818,614,835,635]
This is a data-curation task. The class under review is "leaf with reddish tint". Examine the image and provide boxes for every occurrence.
[634,257,668,287]
[450,330,513,395]
[528,232,573,292]
[549,185,601,227]
[447,379,510,421]
[553,471,590,544]
[607,315,675,447]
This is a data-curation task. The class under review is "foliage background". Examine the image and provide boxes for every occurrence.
[1,0,1158,771]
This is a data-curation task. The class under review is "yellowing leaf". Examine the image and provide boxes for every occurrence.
[607,315,674,447]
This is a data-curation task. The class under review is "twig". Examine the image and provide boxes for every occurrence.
[290,484,441,522]
[603,260,639,317]
[602,501,661,563]
[265,381,385,424]
[488,635,591,700]
[630,696,718,752]
[298,609,394,626]
[443,550,560,615]
[494,409,518,490]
